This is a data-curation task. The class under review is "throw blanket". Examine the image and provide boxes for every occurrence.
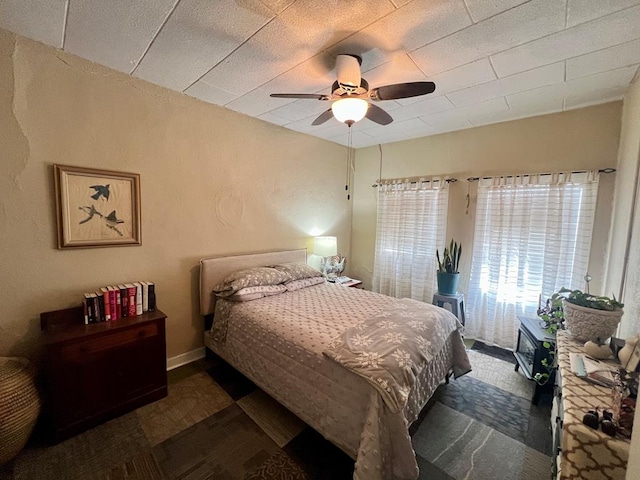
[324,298,470,413]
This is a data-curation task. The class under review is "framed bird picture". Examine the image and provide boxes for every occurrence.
[54,164,141,248]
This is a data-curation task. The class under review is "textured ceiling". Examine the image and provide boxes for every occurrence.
[2,0,639,147]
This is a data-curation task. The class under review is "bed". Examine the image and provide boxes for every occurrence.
[199,249,471,480]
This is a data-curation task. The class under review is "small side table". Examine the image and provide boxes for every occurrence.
[432,293,465,326]
[514,316,556,404]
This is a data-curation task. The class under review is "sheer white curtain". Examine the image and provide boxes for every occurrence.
[466,171,600,349]
[372,178,449,303]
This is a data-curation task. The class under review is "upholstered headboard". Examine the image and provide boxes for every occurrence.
[199,248,307,315]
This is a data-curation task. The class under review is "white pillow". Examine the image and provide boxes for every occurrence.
[226,284,287,302]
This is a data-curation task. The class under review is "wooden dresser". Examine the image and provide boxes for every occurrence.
[552,330,630,479]
[41,306,168,442]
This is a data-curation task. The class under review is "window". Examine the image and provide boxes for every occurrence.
[372,178,449,302]
[465,171,599,349]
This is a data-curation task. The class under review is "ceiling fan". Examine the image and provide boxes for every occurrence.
[270,54,436,126]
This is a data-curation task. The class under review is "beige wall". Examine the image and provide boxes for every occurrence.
[606,78,640,339]
[351,103,622,298]
[614,78,640,480]
[0,29,352,360]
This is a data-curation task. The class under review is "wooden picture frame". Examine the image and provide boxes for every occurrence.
[54,164,141,249]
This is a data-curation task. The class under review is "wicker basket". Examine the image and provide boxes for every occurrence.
[0,357,41,465]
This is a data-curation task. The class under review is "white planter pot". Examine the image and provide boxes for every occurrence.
[563,300,623,343]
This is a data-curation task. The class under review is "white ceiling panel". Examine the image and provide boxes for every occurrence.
[269,98,332,122]
[447,62,565,107]
[463,0,529,23]
[395,58,497,106]
[350,0,471,54]
[362,117,430,137]
[257,111,291,126]
[566,39,640,80]
[388,96,456,123]
[421,97,509,125]
[198,0,395,96]
[184,81,239,106]
[506,84,568,113]
[259,0,297,15]
[225,86,293,117]
[410,0,566,76]
[64,0,177,74]
[360,54,428,90]
[491,5,640,77]
[564,85,628,109]
[133,0,273,91]
[566,0,640,28]
[2,0,639,146]
[0,0,67,47]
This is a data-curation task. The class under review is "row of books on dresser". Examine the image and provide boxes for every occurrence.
[83,282,155,324]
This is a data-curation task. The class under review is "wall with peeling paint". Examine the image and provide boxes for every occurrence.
[0,29,353,360]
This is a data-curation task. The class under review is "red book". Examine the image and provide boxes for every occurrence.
[100,287,111,321]
[125,283,137,317]
[114,287,122,319]
[107,286,117,320]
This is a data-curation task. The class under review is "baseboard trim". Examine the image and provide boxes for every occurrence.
[166,347,206,371]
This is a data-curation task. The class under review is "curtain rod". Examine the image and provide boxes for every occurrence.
[466,168,616,182]
[371,177,457,188]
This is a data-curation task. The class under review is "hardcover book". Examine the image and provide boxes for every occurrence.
[107,286,117,321]
[118,285,129,317]
[147,282,156,312]
[124,284,137,317]
[83,293,91,324]
[95,293,105,322]
[141,281,149,312]
[133,282,143,316]
[99,287,111,321]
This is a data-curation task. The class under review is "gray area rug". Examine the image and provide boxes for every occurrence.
[1,350,551,480]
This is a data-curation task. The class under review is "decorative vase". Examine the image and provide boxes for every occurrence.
[562,300,623,343]
[437,272,460,295]
[618,336,639,369]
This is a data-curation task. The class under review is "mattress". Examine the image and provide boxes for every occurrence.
[204,282,468,479]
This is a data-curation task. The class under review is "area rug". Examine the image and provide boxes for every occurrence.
[470,340,517,365]
[3,352,551,480]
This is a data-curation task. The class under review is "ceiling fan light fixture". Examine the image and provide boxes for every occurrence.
[331,98,368,124]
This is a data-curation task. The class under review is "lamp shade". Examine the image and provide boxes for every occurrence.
[314,236,337,257]
[331,98,368,124]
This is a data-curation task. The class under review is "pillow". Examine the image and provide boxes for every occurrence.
[213,266,291,296]
[285,276,326,292]
[227,284,287,302]
[272,262,323,281]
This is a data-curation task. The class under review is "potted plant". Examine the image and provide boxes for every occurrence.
[553,288,624,343]
[436,239,462,295]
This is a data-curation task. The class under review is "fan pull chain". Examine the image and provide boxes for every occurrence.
[346,125,353,200]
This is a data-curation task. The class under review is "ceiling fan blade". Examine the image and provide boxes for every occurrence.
[270,93,330,100]
[366,104,393,125]
[370,81,436,101]
[312,109,334,126]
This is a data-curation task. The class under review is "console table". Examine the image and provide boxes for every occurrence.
[552,330,629,479]
[41,306,168,442]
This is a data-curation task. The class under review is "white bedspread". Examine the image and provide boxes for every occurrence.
[206,283,470,479]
